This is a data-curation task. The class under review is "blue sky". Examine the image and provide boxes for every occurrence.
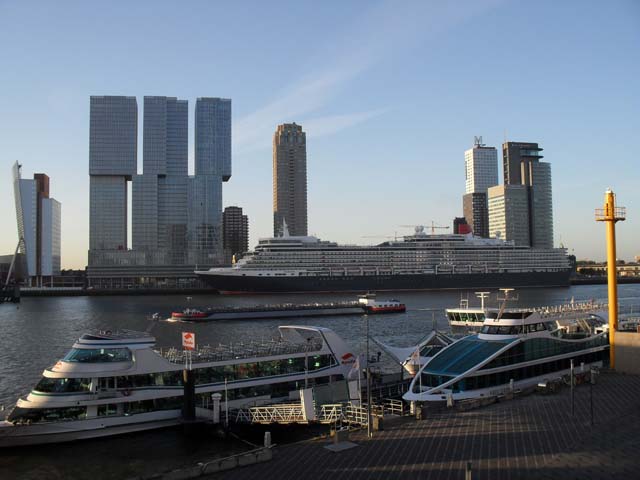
[1,0,638,269]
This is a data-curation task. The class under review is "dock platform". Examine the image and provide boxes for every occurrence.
[208,371,640,479]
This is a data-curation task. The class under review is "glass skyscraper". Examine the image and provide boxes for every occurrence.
[89,96,137,253]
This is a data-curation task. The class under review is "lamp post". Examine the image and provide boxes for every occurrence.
[366,314,372,438]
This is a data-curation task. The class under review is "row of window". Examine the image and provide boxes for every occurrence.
[479,322,554,335]
[481,337,608,370]
[63,348,132,363]
[35,354,335,394]
[418,350,606,393]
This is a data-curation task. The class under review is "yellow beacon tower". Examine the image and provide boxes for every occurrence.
[595,189,626,369]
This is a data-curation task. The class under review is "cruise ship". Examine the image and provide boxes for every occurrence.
[0,326,355,447]
[196,227,571,293]
[403,303,609,403]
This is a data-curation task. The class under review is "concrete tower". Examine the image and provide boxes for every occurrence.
[273,123,307,237]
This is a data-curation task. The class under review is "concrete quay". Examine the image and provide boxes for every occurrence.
[208,371,640,480]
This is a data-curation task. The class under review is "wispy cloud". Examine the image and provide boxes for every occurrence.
[233,0,503,153]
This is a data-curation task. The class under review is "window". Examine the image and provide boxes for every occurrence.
[35,377,91,393]
[63,348,132,363]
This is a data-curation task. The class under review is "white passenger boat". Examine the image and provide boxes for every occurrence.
[373,330,454,375]
[0,326,355,447]
[404,302,609,403]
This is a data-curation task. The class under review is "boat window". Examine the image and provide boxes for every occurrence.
[98,404,118,416]
[63,348,132,363]
[8,406,87,424]
[34,377,92,393]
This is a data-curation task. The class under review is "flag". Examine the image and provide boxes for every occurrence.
[348,354,362,380]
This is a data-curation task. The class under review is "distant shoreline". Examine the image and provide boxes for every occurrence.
[9,276,639,297]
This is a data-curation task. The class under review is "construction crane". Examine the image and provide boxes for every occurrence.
[399,222,450,235]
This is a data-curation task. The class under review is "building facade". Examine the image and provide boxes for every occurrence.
[89,96,137,252]
[488,185,530,247]
[464,138,498,195]
[502,141,554,248]
[132,96,189,264]
[189,97,232,264]
[12,162,61,283]
[462,138,497,237]
[462,193,488,238]
[223,206,249,264]
[273,123,307,237]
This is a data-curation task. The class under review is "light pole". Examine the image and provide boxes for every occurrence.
[366,314,372,438]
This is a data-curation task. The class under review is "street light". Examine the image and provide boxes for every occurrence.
[366,314,372,438]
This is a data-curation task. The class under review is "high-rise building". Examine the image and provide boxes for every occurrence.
[12,162,61,283]
[465,137,498,195]
[487,185,530,246]
[462,137,497,237]
[463,193,488,238]
[526,160,553,248]
[188,98,232,264]
[502,142,543,186]
[89,96,137,253]
[502,141,554,248]
[133,97,189,264]
[223,206,249,263]
[273,123,307,237]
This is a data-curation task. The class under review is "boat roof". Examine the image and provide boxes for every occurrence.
[78,329,155,343]
[422,335,515,377]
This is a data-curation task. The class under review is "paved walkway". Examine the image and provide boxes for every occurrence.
[210,372,640,480]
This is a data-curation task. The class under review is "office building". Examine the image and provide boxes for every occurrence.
[465,137,498,195]
[488,185,530,247]
[188,98,232,264]
[12,162,61,284]
[502,142,543,186]
[453,217,471,235]
[462,137,497,237]
[89,96,137,252]
[502,141,554,248]
[223,206,249,263]
[133,97,189,264]
[273,123,307,237]
[463,193,488,238]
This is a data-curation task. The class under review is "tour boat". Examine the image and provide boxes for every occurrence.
[373,330,454,375]
[170,308,208,320]
[404,301,609,403]
[0,326,356,447]
[358,294,406,314]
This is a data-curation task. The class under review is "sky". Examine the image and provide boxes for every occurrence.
[0,0,638,269]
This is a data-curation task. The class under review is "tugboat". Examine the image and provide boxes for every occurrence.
[358,294,406,314]
[170,308,208,321]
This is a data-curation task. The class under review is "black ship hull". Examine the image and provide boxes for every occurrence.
[197,270,572,294]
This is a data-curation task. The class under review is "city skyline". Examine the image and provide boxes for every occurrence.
[0,0,638,268]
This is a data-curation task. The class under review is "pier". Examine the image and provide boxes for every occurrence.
[207,371,640,480]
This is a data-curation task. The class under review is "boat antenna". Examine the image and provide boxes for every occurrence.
[475,291,490,310]
[496,288,517,321]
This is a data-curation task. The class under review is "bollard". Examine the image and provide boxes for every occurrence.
[264,431,272,448]
[211,393,222,424]
[446,393,454,408]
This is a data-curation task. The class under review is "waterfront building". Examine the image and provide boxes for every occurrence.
[502,141,543,186]
[222,206,249,264]
[502,141,554,248]
[189,97,232,265]
[273,123,307,237]
[12,162,61,284]
[133,97,189,264]
[462,137,497,238]
[463,193,489,238]
[452,217,471,235]
[487,185,530,246]
[89,96,137,252]
[465,137,498,195]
